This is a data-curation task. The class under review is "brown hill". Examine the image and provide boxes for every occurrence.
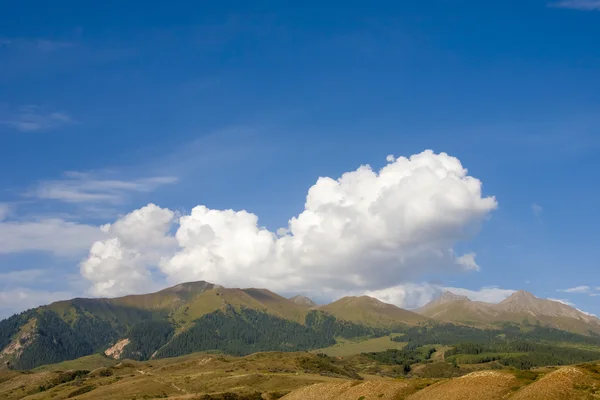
[415,291,502,324]
[405,370,519,400]
[511,366,600,400]
[416,290,600,335]
[280,380,414,400]
[319,295,428,328]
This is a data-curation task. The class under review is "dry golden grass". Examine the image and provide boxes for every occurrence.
[0,352,358,400]
[313,335,408,357]
[279,380,415,400]
[510,366,600,400]
[3,350,600,400]
[405,370,519,400]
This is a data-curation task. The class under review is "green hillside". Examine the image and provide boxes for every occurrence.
[3,282,600,371]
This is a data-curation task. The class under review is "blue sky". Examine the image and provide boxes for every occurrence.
[1,0,600,319]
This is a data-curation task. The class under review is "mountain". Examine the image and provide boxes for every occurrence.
[4,282,600,371]
[289,295,317,308]
[319,295,428,328]
[416,290,600,335]
[0,282,401,370]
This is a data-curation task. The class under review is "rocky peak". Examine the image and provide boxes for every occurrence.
[438,291,471,304]
[289,295,317,308]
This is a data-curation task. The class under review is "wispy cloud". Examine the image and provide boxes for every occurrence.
[531,203,543,218]
[550,0,600,10]
[1,105,73,132]
[0,204,9,221]
[0,269,51,284]
[0,218,104,256]
[558,285,600,297]
[548,298,577,307]
[559,285,591,293]
[30,172,178,204]
[0,37,75,53]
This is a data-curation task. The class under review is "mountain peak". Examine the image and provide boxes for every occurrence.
[289,295,317,308]
[438,291,471,303]
[500,290,537,304]
[161,281,216,294]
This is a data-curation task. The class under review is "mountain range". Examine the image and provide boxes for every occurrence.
[416,290,600,335]
[1,281,599,370]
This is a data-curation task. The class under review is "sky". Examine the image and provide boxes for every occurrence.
[1,0,600,319]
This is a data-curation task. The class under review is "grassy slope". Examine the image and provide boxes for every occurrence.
[2,349,600,399]
[170,287,311,330]
[319,296,427,328]
[33,354,116,372]
[312,336,408,357]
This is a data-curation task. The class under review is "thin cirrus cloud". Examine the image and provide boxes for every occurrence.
[0,105,73,132]
[550,0,600,10]
[0,37,75,53]
[0,172,177,257]
[30,171,178,204]
[558,285,600,296]
[531,203,543,217]
[0,218,105,256]
[79,150,499,303]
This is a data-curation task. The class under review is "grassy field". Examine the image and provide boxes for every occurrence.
[2,349,600,399]
[312,335,407,357]
[33,354,117,372]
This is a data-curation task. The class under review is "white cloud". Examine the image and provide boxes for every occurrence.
[1,105,73,132]
[550,0,600,10]
[548,298,576,307]
[80,204,177,296]
[455,253,480,271]
[577,309,598,317]
[0,218,103,256]
[0,288,73,320]
[531,203,543,217]
[31,172,178,204]
[442,286,516,304]
[363,283,515,309]
[365,283,440,309]
[0,204,9,221]
[558,285,592,294]
[81,150,498,297]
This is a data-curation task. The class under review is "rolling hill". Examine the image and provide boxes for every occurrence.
[2,349,599,400]
[319,295,428,328]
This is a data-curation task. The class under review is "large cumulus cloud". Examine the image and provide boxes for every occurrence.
[80,150,498,299]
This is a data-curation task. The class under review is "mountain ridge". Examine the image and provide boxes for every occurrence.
[0,281,417,370]
[416,289,600,335]
[3,283,600,371]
